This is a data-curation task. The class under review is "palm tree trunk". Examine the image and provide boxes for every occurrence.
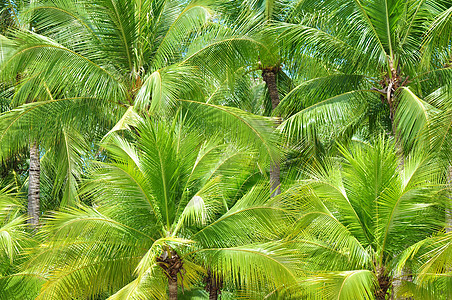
[168,276,178,300]
[262,67,281,111]
[262,67,281,197]
[204,269,222,300]
[376,278,391,300]
[27,141,40,227]
[209,288,218,300]
[157,249,183,300]
[375,268,391,300]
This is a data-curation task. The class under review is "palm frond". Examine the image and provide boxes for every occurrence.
[180,100,279,162]
[193,241,300,293]
[394,87,432,151]
[279,90,371,144]
[308,270,378,300]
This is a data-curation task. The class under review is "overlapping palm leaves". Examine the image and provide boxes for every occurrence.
[24,117,299,299]
[279,138,448,299]
[0,185,30,270]
[277,0,452,154]
[395,228,452,299]
[0,0,281,215]
[0,0,450,299]
[0,185,41,300]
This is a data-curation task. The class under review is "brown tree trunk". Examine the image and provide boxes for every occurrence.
[262,67,281,197]
[27,141,40,227]
[262,67,280,111]
[168,276,178,300]
[375,60,405,164]
[204,269,222,300]
[375,267,391,300]
[209,288,218,300]
[157,249,183,300]
[376,277,391,300]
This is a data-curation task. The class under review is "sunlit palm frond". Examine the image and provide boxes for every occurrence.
[280,90,370,144]
[180,100,279,162]
[394,87,433,152]
[193,241,301,293]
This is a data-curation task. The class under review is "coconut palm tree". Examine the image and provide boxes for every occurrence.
[277,138,447,299]
[179,0,292,196]
[0,0,279,226]
[0,0,45,227]
[277,0,452,155]
[1,0,208,226]
[24,116,299,300]
[223,0,291,196]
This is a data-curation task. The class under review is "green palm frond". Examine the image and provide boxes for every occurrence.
[0,186,38,299]
[277,21,384,74]
[135,65,200,112]
[28,206,150,299]
[181,23,266,81]
[0,96,120,158]
[193,241,301,292]
[0,186,30,265]
[0,271,44,300]
[395,231,452,298]
[107,266,166,300]
[47,127,88,207]
[421,3,452,66]
[0,35,14,65]
[180,100,279,162]
[394,87,432,151]
[151,3,211,67]
[275,74,369,117]
[309,270,378,300]
[191,184,290,248]
[1,30,127,103]
[419,86,452,163]
[34,247,141,300]
[279,90,371,144]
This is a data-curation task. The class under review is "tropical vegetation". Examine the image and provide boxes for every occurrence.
[0,0,451,299]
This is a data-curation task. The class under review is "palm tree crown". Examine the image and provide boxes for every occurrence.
[26,116,298,299]
[284,138,447,299]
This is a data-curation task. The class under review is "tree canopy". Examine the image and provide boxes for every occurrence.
[0,0,451,299]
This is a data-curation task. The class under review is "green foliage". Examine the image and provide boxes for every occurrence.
[22,117,297,299]
[280,138,448,299]
[0,0,451,299]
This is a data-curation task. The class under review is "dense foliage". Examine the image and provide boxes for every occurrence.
[0,0,451,299]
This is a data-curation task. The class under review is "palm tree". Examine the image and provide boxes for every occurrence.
[277,0,452,155]
[275,0,452,257]
[0,0,44,227]
[280,138,447,299]
[228,0,291,196]
[25,116,298,300]
[2,0,207,226]
[0,0,279,226]
[206,0,373,193]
